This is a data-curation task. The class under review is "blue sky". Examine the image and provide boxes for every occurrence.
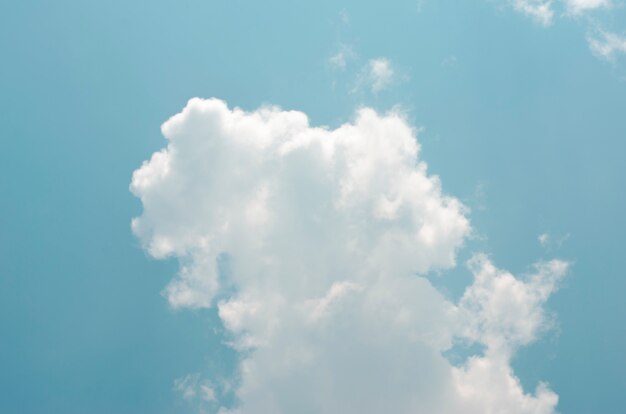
[1,0,625,413]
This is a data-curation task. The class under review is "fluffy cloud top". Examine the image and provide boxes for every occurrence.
[131,98,568,413]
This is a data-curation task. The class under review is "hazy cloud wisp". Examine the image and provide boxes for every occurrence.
[588,30,626,60]
[354,58,395,93]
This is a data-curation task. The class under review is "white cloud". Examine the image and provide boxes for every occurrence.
[132,98,568,413]
[588,30,626,60]
[355,58,395,93]
[458,255,567,355]
[563,0,611,15]
[538,232,550,247]
[452,256,567,413]
[511,0,555,26]
[131,98,465,309]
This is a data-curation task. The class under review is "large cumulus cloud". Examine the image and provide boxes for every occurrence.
[131,98,568,413]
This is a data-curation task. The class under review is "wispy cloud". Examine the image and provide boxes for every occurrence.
[174,373,218,406]
[502,0,624,61]
[354,57,395,93]
[588,30,626,60]
[563,0,611,15]
[511,0,555,26]
[174,374,200,401]
[538,232,571,250]
[328,44,356,71]
[441,54,458,68]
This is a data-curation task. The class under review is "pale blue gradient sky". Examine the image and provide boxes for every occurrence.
[1,1,625,413]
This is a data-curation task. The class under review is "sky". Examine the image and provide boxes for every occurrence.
[1,0,625,413]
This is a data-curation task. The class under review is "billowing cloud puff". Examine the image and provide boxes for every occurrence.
[131,98,568,413]
[130,98,466,308]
